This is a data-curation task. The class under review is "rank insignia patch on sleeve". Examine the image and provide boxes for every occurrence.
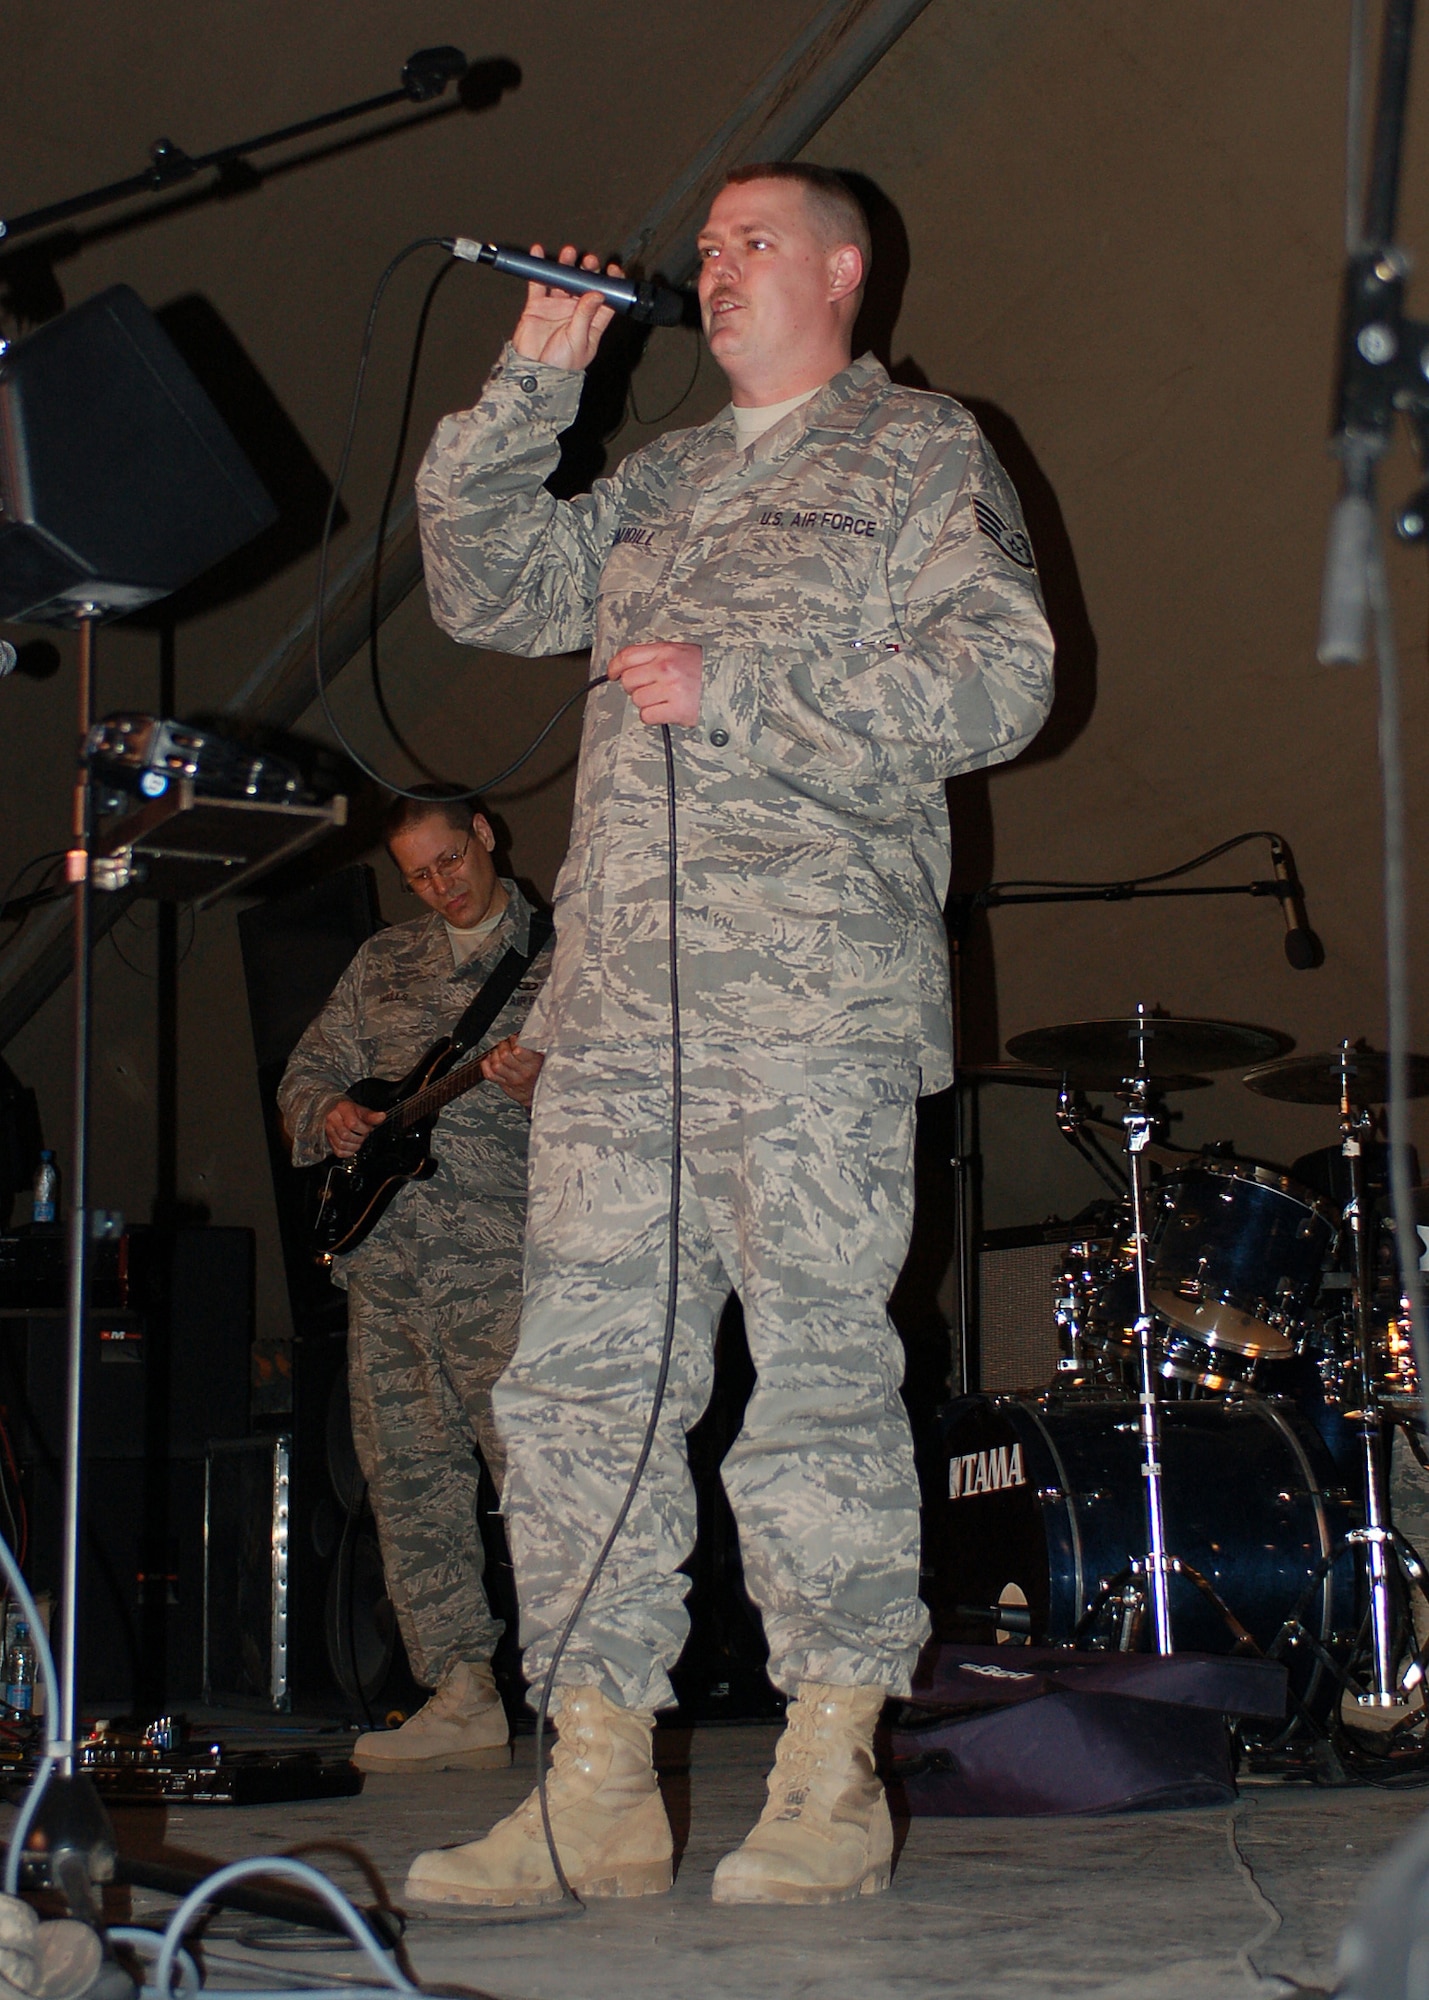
[972,497,1035,570]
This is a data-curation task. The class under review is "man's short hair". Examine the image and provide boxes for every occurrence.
[722,163,872,279]
[383,783,483,851]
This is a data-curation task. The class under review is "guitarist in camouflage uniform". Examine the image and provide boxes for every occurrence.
[278,788,552,1772]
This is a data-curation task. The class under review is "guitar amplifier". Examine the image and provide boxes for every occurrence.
[204,1434,290,1709]
[978,1224,1077,1394]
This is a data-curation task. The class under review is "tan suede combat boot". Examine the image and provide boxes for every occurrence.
[353,1661,510,1773]
[711,1683,892,1905]
[404,1685,673,1906]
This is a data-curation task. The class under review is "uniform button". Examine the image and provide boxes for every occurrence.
[519,375,538,393]
[709,728,729,747]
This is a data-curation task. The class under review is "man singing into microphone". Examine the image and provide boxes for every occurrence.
[407,164,1054,1907]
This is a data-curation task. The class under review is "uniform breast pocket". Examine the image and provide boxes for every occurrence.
[359,996,430,1077]
[693,517,889,645]
[597,528,670,608]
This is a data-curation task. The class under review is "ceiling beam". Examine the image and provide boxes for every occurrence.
[621,0,934,285]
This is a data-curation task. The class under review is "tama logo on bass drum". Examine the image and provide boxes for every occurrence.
[948,1443,1026,1500]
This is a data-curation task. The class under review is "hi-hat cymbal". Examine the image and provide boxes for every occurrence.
[1243,1048,1429,1105]
[1006,1015,1292,1080]
[960,1062,1210,1094]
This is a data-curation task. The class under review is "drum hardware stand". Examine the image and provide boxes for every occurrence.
[1074,1556,1260,1657]
[1121,1005,1176,1655]
[1055,1085,1130,1197]
[945,838,1313,1401]
[1242,1518,1429,1763]
[948,933,979,1400]
[1337,1040,1403,1707]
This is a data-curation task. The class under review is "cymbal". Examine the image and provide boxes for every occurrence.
[1006,1015,1292,1080]
[1243,1048,1429,1105]
[960,1062,1210,1094]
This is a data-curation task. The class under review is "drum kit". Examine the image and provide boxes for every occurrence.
[935,1005,1429,1762]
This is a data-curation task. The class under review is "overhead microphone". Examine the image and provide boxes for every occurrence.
[447,239,687,327]
[1268,835,1325,970]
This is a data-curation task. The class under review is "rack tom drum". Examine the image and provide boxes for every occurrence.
[1149,1162,1336,1359]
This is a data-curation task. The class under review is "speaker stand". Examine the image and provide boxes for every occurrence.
[58,607,99,1771]
[18,604,125,1909]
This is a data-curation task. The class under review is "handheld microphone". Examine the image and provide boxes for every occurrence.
[0,642,15,678]
[447,239,687,327]
[1269,835,1325,970]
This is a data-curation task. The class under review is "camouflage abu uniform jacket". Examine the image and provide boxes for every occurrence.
[417,351,1054,1091]
[276,881,552,1280]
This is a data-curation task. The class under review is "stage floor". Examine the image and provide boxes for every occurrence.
[46,1719,1429,1999]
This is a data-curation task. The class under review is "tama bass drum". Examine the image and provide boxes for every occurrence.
[923,1393,1359,1716]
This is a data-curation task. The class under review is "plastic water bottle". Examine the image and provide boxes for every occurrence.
[5,1623,36,1713]
[31,1151,57,1227]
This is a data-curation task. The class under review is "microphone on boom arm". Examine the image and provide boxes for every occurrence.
[446,239,687,327]
[1268,834,1325,970]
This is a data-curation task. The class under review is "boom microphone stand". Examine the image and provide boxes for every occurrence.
[1316,0,1429,1427]
[946,829,1321,1394]
[0,48,472,245]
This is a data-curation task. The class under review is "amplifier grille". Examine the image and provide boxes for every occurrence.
[978,1237,1066,1393]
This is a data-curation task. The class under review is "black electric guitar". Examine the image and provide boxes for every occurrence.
[308,914,552,1265]
[309,1036,495,1264]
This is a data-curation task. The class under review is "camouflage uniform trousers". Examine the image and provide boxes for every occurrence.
[344,1183,525,1689]
[495,1042,933,1714]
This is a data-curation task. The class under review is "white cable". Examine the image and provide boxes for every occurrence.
[153,1859,416,2000]
[105,1929,200,1997]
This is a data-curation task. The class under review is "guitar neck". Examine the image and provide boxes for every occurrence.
[392,1052,487,1131]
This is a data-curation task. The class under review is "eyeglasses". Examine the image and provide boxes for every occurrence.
[401,833,471,894]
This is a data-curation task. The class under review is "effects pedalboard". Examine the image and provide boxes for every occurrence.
[4,1717,363,1807]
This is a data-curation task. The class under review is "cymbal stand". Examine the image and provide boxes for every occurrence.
[1123,1004,1174,1655]
[1055,1083,1133,1197]
[1338,1041,1399,1706]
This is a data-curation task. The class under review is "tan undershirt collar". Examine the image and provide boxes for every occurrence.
[731,387,817,447]
[446,902,506,968]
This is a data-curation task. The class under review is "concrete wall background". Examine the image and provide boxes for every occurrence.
[1,2,1425,1355]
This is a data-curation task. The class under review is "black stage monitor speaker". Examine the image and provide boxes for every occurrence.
[0,1226,255,1707]
[0,284,277,624]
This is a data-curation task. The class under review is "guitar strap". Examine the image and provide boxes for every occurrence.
[448,909,555,1055]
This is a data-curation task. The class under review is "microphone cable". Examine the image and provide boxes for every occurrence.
[310,238,609,802]
[315,239,690,1912]
[533,721,682,1909]
[991,828,1284,893]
